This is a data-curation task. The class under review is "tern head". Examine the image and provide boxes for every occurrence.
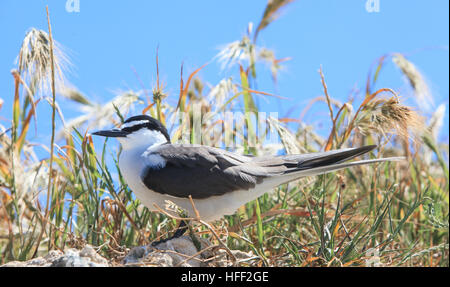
[92,115,170,150]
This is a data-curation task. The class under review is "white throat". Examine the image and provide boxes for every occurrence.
[118,129,168,151]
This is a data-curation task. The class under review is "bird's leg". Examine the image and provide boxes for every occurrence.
[172,220,188,238]
[151,220,188,246]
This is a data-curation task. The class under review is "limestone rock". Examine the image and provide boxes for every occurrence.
[1,245,108,267]
[1,236,256,267]
[123,236,212,267]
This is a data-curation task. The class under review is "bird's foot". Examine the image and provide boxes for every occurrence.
[150,220,188,247]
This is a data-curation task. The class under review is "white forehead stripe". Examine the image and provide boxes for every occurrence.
[121,120,150,129]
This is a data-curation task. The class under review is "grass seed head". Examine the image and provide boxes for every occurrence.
[361,96,426,142]
[17,28,71,95]
[392,53,434,112]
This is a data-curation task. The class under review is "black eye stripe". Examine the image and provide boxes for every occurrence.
[121,123,147,133]
[121,115,171,143]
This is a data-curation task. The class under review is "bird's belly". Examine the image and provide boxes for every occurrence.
[191,181,280,221]
[138,183,279,222]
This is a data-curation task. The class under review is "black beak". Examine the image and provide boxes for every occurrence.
[92,129,128,138]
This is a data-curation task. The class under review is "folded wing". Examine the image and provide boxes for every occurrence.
[141,144,386,199]
[141,144,283,199]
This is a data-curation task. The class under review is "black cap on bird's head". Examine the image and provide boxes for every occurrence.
[92,115,171,143]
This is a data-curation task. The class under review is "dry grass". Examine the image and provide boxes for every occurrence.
[0,3,448,266]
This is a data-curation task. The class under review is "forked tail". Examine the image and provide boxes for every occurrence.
[280,145,404,179]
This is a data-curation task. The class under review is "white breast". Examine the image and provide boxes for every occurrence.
[119,145,169,212]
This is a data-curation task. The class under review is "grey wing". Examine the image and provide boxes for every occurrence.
[140,144,284,199]
[140,144,379,199]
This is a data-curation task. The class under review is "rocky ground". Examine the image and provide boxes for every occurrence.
[1,236,256,267]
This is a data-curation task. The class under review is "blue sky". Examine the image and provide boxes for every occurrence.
[1,0,449,146]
